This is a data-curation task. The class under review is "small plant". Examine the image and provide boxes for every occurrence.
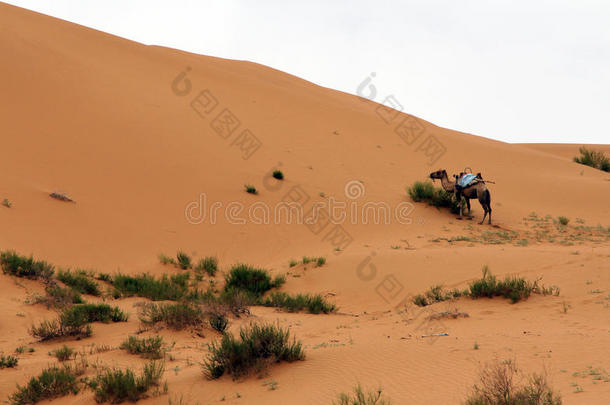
[557,216,570,226]
[289,259,298,268]
[9,363,84,405]
[57,269,101,296]
[261,292,336,314]
[272,170,284,180]
[316,257,326,267]
[333,384,391,405]
[51,345,76,362]
[204,322,304,379]
[244,184,258,195]
[140,302,203,330]
[561,301,571,314]
[176,251,192,270]
[407,181,460,213]
[412,285,464,307]
[573,146,610,172]
[158,253,176,266]
[464,359,561,405]
[209,313,229,333]
[473,342,479,350]
[2,198,11,208]
[41,285,84,308]
[49,192,74,202]
[224,264,282,297]
[112,273,189,301]
[1,251,54,281]
[468,266,535,303]
[93,361,165,403]
[195,256,218,276]
[121,336,165,359]
[0,354,18,368]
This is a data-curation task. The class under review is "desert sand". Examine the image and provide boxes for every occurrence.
[0,3,609,404]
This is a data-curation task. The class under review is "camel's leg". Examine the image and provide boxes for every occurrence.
[466,198,471,215]
[488,205,492,224]
[479,190,491,225]
[456,192,463,219]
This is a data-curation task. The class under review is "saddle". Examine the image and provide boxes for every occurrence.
[454,169,484,191]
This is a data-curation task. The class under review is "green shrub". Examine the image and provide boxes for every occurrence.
[1,251,54,281]
[224,264,283,297]
[30,319,91,341]
[244,185,258,195]
[573,146,610,172]
[558,216,569,226]
[9,363,83,405]
[407,182,460,213]
[96,272,112,282]
[140,302,203,330]
[464,359,561,405]
[0,354,18,368]
[316,257,326,267]
[272,170,284,180]
[195,256,218,276]
[51,345,75,362]
[176,251,192,269]
[333,384,391,405]
[57,270,101,296]
[63,303,128,323]
[93,361,164,403]
[261,292,336,314]
[289,260,298,267]
[120,336,165,359]
[112,273,189,301]
[42,285,84,308]
[2,198,11,208]
[209,313,229,333]
[204,322,304,379]
[468,267,534,303]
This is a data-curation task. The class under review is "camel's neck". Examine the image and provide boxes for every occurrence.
[440,174,455,192]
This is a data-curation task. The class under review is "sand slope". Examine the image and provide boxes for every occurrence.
[0,3,609,405]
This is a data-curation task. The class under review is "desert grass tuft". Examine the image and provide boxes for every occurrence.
[333,384,391,405]
[112,273,189,301]
[204,322,304,379]
[9,362,85,405]
[0,354,18,368]
[573,146,610,172]
[244,184,258,194]
[464,359,561,405]
[272,170,284,180]
[50,345,76,362]
[1,251,54,281]
[139,302,203,330]
[93,361,165,403]
[224,264,284,297]
[176,251,192,270]
[261,292,336,314]
[407,181,460,213]
[120,336,165,359]
[195,256,218,276]
[57,269,101,296]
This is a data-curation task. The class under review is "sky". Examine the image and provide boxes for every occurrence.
[6,0,610,144]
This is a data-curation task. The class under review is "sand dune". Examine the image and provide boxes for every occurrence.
[1,3,609,405]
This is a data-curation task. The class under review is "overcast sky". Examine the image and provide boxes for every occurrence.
[6,0,610,144]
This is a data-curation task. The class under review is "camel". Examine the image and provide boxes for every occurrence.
[428,169,492,224]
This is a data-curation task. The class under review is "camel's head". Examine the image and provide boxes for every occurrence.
[429,169,446,181]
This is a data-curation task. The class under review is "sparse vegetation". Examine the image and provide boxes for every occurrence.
[9,363,84,405]
[57,269,101,296]
[333,384,391,405]
[1,251,54,281]
[176,251,192,269]
[0,354,18,368]
[464,359,561,405]
[557,216,569,226]
[111,273,189,301]
[407,181,460,213]
[244,184,258,195]
[121,336,165,359]
[468,266,535,303]
[272,170,284,180]
[204,322,305,379]
[224,264,284,297]
[93,361,165,403]
[195,256,218,276]
[413,285,464,307]
[51,345,75,362]
[209,313,229,333]
[49,192,74,202]
[38,285,84,308]
[261,292,336,314]
[140,302,203,330]
[573,146,610,172]
[2,198,11,208]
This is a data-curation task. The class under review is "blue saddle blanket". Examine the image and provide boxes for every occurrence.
[458,173,478,188]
